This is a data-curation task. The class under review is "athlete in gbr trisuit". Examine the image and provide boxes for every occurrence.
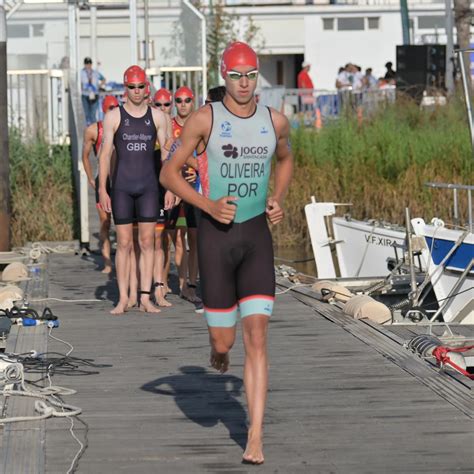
[161,42,293,464]
[82,95,119,275]
[99,65,169,315]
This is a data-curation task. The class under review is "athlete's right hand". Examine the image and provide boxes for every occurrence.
[208,196,238,224]
[164,190,176,210]
[99,189,112,214]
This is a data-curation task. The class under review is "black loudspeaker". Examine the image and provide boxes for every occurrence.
[396,45,446,89]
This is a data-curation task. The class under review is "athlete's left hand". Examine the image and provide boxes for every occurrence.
[266,197,284,225]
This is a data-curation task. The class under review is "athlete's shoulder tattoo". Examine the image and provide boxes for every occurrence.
[165,138,181,161]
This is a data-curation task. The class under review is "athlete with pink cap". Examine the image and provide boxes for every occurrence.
[82,95,119,274]
[161,42,294,464]
[99,66,170,314]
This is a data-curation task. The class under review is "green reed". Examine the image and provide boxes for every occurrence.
[9,128,75,246]
[273,96,473,247]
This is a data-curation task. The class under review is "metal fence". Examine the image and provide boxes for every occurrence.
[259,86,397,126]
[7,69,68,145]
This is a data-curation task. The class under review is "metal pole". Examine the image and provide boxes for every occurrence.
[201,10,207,103]
[458,51,474,158]
[144,0,149,69]
[405,208,418,304]
[444,0,455,95]
[468,189,473,233]
[130,0,138,65]
[68,3,79,85]
[0,1,10,251]
[91,6,97,66]
[183,0,207,103]
[453,188,459,226]
[400,0,411,45]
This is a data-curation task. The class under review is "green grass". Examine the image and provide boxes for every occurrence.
[9,128,75,246]
[273,96,473,246]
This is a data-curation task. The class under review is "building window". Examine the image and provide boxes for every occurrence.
[418,16,445,30]
[323,18,334,31]
[338,18,365,31]
[277,60,284,86]
[7,24,30,38]
[32,24,45,37]
[367,17,380,30]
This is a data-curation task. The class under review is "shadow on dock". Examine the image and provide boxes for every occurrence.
[141,365,248,449]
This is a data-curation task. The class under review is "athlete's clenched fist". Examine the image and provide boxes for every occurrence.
[266,197,284,225]
[208,196,238,224]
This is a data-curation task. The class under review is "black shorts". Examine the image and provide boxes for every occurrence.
[198,212,275,327]
[111,187,159,225]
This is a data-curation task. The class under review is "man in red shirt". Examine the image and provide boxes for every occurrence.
[297,61,314,89]
[297,61,314,115]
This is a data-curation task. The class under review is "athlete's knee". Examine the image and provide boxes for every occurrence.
[117,238,133,253]
[211,338,234,355]
[138,233,154,252]
[243,324,268,352]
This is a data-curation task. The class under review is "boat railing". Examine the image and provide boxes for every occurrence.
[424,182,473,232]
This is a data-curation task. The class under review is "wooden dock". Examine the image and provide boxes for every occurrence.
[0,250,472,473]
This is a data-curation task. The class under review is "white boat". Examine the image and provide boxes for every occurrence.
[412,217,473,323]
[305,197,407,279]
[304,182,473,324]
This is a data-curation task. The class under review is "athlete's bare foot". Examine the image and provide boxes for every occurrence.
[243,430,264,465]
[139,298,161,313]
[153,283,172,307]
[101,259,112,274]
[187,285,202,304]
[127,299,137,309]
[181,286,201,304]
[110,300,128,315]
[154,287,172,307]
[210,348,229,373]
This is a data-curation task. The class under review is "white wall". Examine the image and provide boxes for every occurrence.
[304,11,403,89]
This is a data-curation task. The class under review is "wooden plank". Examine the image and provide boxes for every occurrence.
[37,254,474,473]
[1,325,48,474]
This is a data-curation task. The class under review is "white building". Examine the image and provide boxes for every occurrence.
[4,0,471,89]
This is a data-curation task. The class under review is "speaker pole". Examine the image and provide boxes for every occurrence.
[400,0,411,45]
[445,0,455,94]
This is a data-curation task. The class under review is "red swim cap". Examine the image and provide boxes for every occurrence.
[123,65,146,84]
[102,95,119,114]
[154,88,172,103]
[220,42,259,79]
[175,86,194,99]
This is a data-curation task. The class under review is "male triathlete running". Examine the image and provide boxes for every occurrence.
[168,86,200,303]
[99,65,169,314]
[82,95,119,274]
[161,42,293,464]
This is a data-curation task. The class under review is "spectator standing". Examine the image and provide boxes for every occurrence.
[384,61,397,83]
[363,68,378,90]
[336,64,353,112]
[297,61,314,89]
[81,57,104,125]
[297,61,314,116]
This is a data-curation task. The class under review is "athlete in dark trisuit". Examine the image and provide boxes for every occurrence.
[161,42,293,464]
[99,65,169,314]
[82,95,119,274]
